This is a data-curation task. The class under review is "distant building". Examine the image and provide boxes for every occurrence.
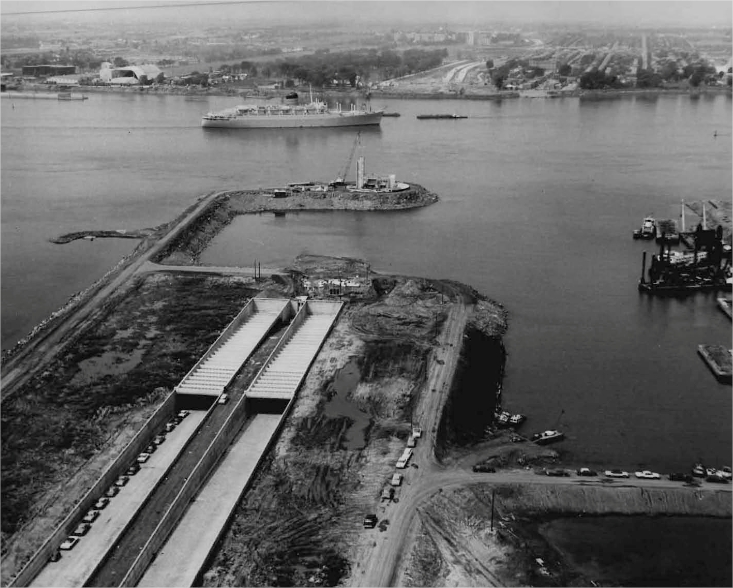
[100,62,162,85]
[21,65,76,77]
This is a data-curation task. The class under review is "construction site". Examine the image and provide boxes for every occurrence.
[2,181,731,587]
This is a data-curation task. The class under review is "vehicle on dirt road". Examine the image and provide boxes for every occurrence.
[472,464,496,473]
[363,514,378,528]
[604,469,629,478]
[668,473,694,482]
[390,473,403,486]
[576,467,598,476]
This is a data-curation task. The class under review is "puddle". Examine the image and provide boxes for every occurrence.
[323,358,371,450]
[70,348,146,386]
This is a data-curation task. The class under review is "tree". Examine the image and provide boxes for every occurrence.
[688,67,705,88]
[558,63,572,77]
[493,74,504,89]
[112,56,128,68]
[155,72,165,84]
[485,59,494,70]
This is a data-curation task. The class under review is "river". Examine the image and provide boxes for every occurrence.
[1,90,731,473]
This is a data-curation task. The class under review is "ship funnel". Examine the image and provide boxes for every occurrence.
[356,157,365,189]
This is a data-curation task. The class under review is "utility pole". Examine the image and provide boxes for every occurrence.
[490,488,496,531]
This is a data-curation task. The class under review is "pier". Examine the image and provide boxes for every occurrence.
[697,344,732,383]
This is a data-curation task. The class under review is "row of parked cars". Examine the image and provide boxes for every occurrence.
[50,410,190,561]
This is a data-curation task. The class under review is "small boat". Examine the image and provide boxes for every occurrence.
[57,92,88,101]
[495,410,526,427]
[382,112,401,117]
[531,430,564,445]
[633,216,656,240]
[416,114,468,119]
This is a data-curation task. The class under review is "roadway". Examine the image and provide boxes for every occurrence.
[30,412,206,587]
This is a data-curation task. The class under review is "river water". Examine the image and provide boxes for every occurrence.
[2,91,731,473]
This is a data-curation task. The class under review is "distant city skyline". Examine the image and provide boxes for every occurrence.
[2,0,732,28]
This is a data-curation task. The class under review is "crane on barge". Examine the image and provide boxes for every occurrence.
[330,132,361,187]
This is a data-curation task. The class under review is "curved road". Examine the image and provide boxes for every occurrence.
[353,293,731,587]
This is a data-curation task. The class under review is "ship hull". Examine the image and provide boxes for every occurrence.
[201,111,383,129]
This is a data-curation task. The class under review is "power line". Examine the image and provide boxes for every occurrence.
[3,1,268,17]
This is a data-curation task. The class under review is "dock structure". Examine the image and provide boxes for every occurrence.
[717,297,732,320]
[175,298,291,398]
[247,301,342,401]
[697,344,732,383]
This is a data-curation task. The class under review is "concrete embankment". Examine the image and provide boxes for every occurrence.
[498,482,732,518]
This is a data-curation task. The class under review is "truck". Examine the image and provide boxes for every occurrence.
[396,447,413,469]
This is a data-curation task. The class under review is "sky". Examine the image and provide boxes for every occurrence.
[1,0,731,27]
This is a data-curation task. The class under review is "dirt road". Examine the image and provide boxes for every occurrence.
[353,290,472,587]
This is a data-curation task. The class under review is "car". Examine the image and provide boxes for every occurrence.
[125,462,140,476]
[472,464,496,473]
[164,421,177,432]
[634,470,661,480]
[94,497,110,510]
[59,536,80,551]
[218,393,229,405]
[576,467,598,477]
[104,486,120,498]
[363,514,378,529]
[412,426,422,438]
[720,466,732,480]
[82,510,100,524]
[114,475,129,487]
[390,473,403,487]
[668,473,693,483]
[152,435,166,446]
[380,487,391,501]
[177,410,190,419]
[48,550,62,562]
[604,470,630,478]
[137,452,151,463]
[407,436,417,448]
[546,468,570,477]
[706,475,729,484]
[145,444,157,454]
[72,523,91,537]
[706,468,718,477]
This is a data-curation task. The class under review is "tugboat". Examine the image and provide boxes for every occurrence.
[633,216,657,240]
[531,430,564,445]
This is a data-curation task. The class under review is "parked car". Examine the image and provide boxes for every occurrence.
[576,467,598,476]
[48,550,62,562]
[218,393,229,405]
[390,473,403,487]
[706,475,730,484]
[363,514,378,529]
[407,436,417,448]
[82,510,100,524]
[720,466,732,480]
[604,470,629,478]
[546,468,570,477]
[472,464,496,473]
[706,468,718,477]
[104,486,120,498]
[634,470,661,479]
[177,410,190,419]
[114,475,129,487]
[412,426,422,438]
[164,421,177,432]
[668,473,693,482]
[94,497,110,510]
[137,452,151,463]
[59,536,80,551]
[145,444,157,454]
[72,523,91,537]
[153,435,166,446]
[126,462,140,476]
[380,487,391,501]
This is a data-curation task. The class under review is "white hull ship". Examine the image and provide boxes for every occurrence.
[201,95,383,129]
